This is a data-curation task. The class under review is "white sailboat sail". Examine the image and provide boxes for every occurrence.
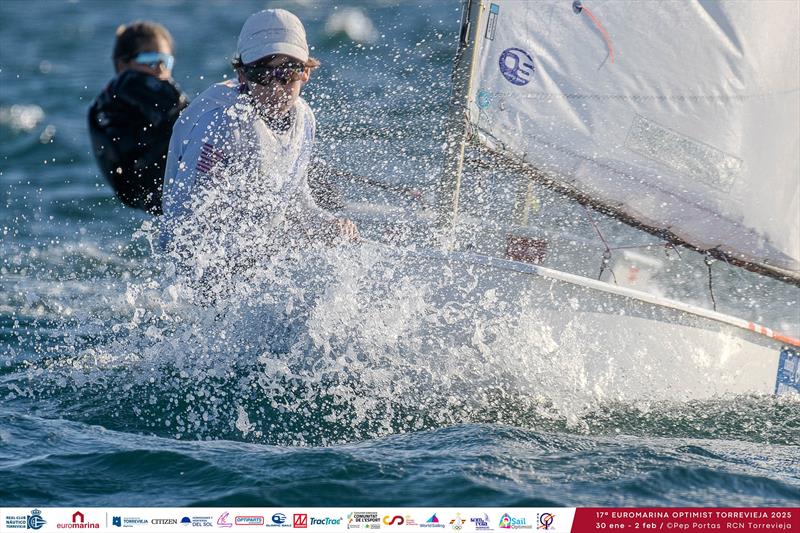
[420,0,800,398]
[460,0,800,282]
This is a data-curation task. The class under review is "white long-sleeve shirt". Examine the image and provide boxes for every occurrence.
[161,80,333,252]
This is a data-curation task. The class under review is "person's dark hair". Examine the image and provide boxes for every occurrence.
[113,21,174,65]
[231,54,321,71]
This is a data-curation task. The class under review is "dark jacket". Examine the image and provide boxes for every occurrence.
[88,70,188,214]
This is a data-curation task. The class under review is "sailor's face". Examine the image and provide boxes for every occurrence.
[118,36,173,80]
[241,55,309,116]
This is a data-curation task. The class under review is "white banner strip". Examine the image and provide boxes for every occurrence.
[1,507,576,532]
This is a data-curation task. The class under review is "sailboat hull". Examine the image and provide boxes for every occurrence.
[378,246,797,401]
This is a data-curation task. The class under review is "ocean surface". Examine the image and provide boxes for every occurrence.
[1,0,799,508]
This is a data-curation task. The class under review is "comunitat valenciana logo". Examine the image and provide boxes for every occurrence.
[56,511,101,529]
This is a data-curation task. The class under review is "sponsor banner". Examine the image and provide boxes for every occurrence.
[573,508,798,531]
[1,508,794,532]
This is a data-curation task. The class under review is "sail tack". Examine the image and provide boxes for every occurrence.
[467,0,800,281]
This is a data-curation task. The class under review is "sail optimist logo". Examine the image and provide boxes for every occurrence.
[499,48,535,86]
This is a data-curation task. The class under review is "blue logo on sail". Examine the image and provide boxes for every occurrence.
[499,48,534,86]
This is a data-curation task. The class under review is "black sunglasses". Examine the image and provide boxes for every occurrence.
[243,61,307,86]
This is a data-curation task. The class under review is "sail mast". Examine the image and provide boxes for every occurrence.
[437,0,485,238]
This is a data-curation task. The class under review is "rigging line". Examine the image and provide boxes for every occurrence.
[705,254,717,311]
[665,241,682,259]
[718,251,751,286]
[581,204,616,283]
[574,1,615,63]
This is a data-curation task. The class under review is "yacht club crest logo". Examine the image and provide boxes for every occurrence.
[5,509,45,530]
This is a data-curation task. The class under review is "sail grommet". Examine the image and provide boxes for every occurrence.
[573,1,583,14]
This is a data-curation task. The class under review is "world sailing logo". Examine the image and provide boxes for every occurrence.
[499,48,535,86]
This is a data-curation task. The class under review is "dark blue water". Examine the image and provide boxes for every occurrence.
[1,0,799,507]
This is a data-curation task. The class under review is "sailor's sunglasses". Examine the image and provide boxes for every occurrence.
[243,61,310,86]
[132,52,175,71]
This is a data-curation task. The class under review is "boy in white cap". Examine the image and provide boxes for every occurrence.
[161,9,357,272]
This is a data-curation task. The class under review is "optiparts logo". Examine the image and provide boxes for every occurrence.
[537,513,555,530]
[235,516,265,526]
[383,516,404,526]
[293,514,308,528]
[499,48,534,86]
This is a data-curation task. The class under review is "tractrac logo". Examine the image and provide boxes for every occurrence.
[311,517,343,526]
[383,515,404,526]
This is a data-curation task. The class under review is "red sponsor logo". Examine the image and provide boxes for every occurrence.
[293,514,308,528]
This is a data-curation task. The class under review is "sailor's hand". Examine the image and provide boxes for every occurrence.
[335,218,360,242]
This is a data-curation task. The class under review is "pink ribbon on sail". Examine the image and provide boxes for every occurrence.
[573,1,615,64]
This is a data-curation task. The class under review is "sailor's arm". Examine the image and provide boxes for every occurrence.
[162,110,232,221]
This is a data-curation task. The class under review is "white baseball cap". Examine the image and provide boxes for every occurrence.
[237,9,309,65]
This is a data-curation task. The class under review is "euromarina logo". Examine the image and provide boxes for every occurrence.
[470,513,494,531]
[235,515,265,526]
[347,512,381,529]
[420,514,445,529]
[5,509,45,530]
[499,513,532,530]
[57,511,101,529]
